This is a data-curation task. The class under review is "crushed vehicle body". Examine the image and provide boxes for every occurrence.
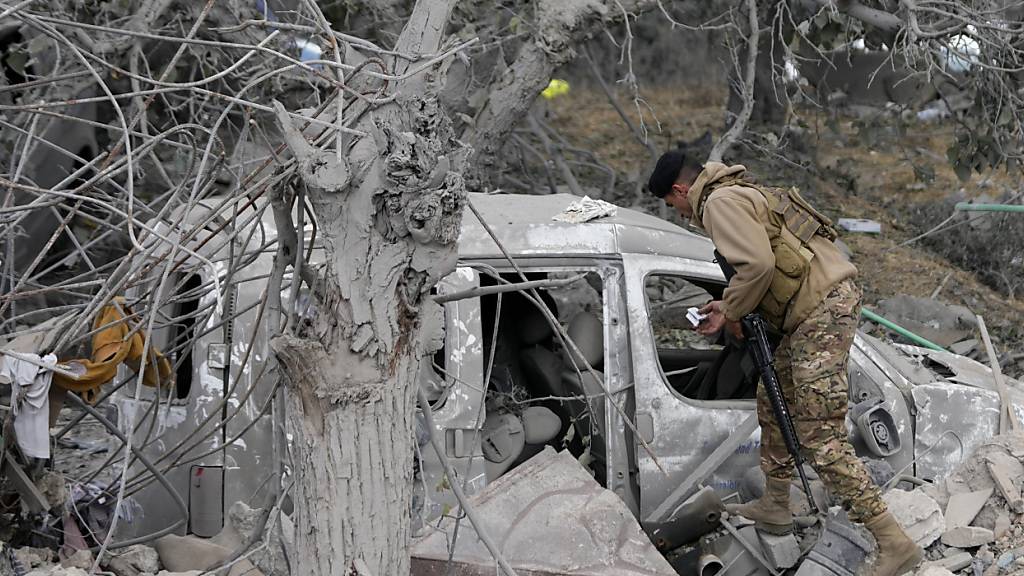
[111,192,1024,564]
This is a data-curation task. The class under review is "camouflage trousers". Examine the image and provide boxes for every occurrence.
[757,278,887,523]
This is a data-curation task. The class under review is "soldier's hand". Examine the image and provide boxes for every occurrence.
[696,301,726,336]
[697,301,745,341]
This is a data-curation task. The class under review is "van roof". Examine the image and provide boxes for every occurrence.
[459,192,716,262]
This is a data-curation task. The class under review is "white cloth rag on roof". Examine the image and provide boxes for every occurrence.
[552,196,618,223]
[1,352,56,459]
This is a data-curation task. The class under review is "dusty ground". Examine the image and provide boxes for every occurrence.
[546,85,1024,376]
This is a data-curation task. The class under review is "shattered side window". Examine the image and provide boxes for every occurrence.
[644,274,757,402]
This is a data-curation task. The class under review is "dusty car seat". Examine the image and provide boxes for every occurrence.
[559,312,608,482]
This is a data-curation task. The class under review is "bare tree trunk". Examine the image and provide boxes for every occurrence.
[271,1,464,574]
[275,340,420,574]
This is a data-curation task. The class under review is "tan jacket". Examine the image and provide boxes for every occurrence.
[687,162,857,333]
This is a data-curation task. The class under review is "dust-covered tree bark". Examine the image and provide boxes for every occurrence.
[461,0,656,188]
[270,0,466,574]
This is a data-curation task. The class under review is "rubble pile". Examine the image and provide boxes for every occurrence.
[0,500,293,576]
[702,433,1024,576]
[868,296,1024,378]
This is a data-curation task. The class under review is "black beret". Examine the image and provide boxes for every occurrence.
[647,150,685,198]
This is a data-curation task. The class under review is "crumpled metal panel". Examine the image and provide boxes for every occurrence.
[847,336,916,476]
[411,447,676,576]
[913,383,1001,481]
[896,345,1024,394]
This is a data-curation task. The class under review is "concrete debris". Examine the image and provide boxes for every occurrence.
[993,511,1011,539]
[986,459,1024,513]
[945,488,993,530]
[758,532,802,570]
[24,568,89,576]
[102,544,161,576]
[153,535,264,576]
[214,501,293,576]
[914,567,955,576]
[411,447,676,575]
[58,550,92,571]
[35,471,68,511]
[941,526,994,548]
[920,551,973,572]
[13,548,54,570]
[883,489,945,548]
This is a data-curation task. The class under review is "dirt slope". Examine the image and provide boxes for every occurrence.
[547,86,1024,374]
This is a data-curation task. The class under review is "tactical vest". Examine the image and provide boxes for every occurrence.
[697,177,838,329]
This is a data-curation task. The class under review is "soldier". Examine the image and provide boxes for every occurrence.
[647,150,921,576]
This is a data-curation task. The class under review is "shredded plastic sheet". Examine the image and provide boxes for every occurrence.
[552,196,618,224]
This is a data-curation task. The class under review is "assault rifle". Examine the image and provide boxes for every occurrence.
[741,313,819,513]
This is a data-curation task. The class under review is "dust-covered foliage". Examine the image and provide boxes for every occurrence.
[907,199,1024,300]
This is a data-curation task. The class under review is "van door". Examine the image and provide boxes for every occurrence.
[415,267,486,524]
[621,254,761,525]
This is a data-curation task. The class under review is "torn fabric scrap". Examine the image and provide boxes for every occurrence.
[1,353,56,459]
[552,196,618,223]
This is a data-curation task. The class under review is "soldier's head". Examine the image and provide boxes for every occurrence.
[647,148,704,219]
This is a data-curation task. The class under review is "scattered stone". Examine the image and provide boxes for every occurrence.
[993,511,1011,539]
[60,549,92,571]
[915,566,955,576]
[921,552,973,572]
[103,544,161,576]
[35,471,67,510]
[941,526,994,548]
[153,535,264,576]
[944,488,993,529]
[155,572,201,576]
[950,339,979,356]
[24,568,89,576]
[214,501,291,576]
[758,532,802,570]
[996,550,1017,569]
[14,547,54,570]
[883,488,945,548]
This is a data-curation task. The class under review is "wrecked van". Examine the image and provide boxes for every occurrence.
[117,192,1024,548]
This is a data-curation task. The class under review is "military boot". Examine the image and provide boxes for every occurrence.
[725,476,793,534]
[864,511,922,576]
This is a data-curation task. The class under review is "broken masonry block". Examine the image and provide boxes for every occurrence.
[944,488,993,530]
[757,532,802,570]
[882,489,944,548]
[940,526,994,548]
[921,551,973,573]
[986,459,1024,514]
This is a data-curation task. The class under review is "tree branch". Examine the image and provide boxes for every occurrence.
[462,0,656,188]
[799,0,904,32]
[709,0,759,163]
